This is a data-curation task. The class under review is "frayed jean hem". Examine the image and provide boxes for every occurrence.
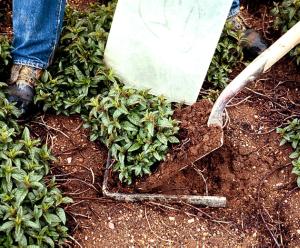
[13,59,46,69]
[228,8,239,18]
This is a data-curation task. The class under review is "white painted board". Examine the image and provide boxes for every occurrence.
[104,0,233,104]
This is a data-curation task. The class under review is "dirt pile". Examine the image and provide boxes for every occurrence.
[136,100,223,192]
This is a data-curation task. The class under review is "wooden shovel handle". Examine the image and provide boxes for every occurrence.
[208,21,300,128]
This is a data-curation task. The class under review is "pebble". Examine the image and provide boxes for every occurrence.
[67,157,72,164]
[188,218,195,224]
[108,222,115,230]
[169,217,175,221]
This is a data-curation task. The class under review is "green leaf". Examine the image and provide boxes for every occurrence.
[157,133,168,145]
[122,121,138,132]
[290,151,299,159]
[22,127,31,142]
[113,109,123,119]
[0,221,14,232]
[128,143,142,152]
[15,224,23,242]
[168,136,180,143]
[43,236,55,248]
[24,220,40,230]
[62,197,74,204]
[15,188,28,207]
[44,213,61,225]
[158,118,173,128]
[56,208,67,225]
[146,122,154,137]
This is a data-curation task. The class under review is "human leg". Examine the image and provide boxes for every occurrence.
[11,0,66,69]
[9,0,66,117]
[229,0,240,18]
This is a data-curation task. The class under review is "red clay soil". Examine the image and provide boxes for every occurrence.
[29,57,300,247]
[4,0,300,246]
[136,100,223,192]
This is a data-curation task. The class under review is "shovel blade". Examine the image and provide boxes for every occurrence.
[136,100,224,192]
[104,0,233,105]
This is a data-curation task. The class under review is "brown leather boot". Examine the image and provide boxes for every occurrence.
[228,14,267,58]
[7,65,42,118]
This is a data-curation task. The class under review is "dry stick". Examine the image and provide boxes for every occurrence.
[227,96,252,107]
[78,165,95,185]
[65,200,86,210]
[70,196,114,202]
[65,189,91,196]
[182,202,231,225]
[67,211,91,219]
[89,206,102,221]
[31,119,70,139]
[54,145,86,156]
[223,108,230,129]
[71,122,84,132]
[55,178,100,193]
[68,235,83,248]
[246,87,300,116]
[144,206,174,244]
[192,164,208,196]
[257,163,291,247]
[102,153,227,207]
[274,79,300,89]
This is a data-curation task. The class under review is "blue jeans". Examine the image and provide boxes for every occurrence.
[229,0,240,18]
[11,0,66,69]
[11,0,239,70]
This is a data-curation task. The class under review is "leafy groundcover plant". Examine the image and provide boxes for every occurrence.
[271,0,300,64]
[83,83,179,184]
[0,35,11,77]
[35,2,116,115]
[34,2,180,185]
[205,21,244,90]
[277,118,300,187]
[0,83,73,247]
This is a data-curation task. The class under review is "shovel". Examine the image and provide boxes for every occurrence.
[208,21,300,128]
[136,21,300,192]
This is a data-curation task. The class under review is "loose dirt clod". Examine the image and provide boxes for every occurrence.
[136,100,223,192]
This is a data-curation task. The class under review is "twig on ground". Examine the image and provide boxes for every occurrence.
[68,235,83,248]
[65,200,86,209]
[257,163,291,247]
[192,164,208,196]
[67,211,91,219]
[182,202,231,225]
[227,96,252,107]
[54,144,87,156]
[78,165,95,185]
[89,206,102,221]
[65,189,91,196]
[55,178,100,193]
[102,152,227,207]
[31,117,70,139]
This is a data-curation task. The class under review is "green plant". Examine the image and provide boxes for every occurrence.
[35,2,180,185]
[83,83,179,184]
[271,0,300,64]
[35,2,117,115]
[206,21,244,91]
[0,35,11,77]
[0,83,72,247]
[277,118,300,186]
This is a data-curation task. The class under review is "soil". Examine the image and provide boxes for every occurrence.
[136,100,223,192]
[3,1,300,247]
[30,64,300,247]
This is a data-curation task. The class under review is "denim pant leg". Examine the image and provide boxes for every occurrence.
[228,0,240,18]
[11,0,66,69]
